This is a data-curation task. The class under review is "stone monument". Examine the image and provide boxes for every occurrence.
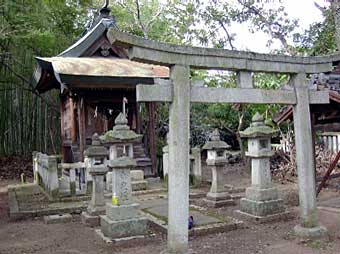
[202,129,234,207]
[99,112,148,240]
[81,133,108,227]
[235,113,289,223]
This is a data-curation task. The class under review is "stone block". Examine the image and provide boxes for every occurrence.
[240,197,285,217]
[81,211,100,227]
[106,203,140,221]
[106,172,112,191]
[204,198,235,208]
[131,170,144,181]
[87,204,106,216]
[293,225,328,240]
[234,209,291,224]
[132,180,148,191]
[245,186,279,201]
[43,213,72,224]
[206,191,232,201]
[100,215,148,239]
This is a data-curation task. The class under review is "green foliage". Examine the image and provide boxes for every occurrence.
[294,8,337,56]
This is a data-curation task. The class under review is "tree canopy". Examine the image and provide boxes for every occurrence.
[0,0,338,156]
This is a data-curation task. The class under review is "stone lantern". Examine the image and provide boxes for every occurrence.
[81,133,108,227]
[236,112,289,222]
[99,112,148,240]
[101,112,142,191]
[202,129,234,207]
[100,112,142,160]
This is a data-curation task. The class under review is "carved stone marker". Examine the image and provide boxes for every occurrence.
[202,129,234,207]
[235,113,289,223]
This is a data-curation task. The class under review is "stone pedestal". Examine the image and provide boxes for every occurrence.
[99,156,148,240]
[81,164,108,227]
[204,159,234,207]
[100,203,148,239]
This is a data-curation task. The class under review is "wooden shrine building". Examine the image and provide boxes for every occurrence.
[33,6,169,176]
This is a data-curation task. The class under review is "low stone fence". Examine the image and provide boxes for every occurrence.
[58,162,87,196]
[33,152,91,198]
[33,152,59,199]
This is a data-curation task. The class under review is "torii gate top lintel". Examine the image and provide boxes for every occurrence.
[107,27,339,74]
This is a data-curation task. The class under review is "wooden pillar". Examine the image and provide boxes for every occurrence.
[60,96,65,161]
[70,97,77,144]
[77,97,86,162]
[147,102,157,176]
[311,112,317,184]
[136,102,142,134]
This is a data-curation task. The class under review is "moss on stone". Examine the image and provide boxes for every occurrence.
[301,209,318,228]
[70,182,76,196]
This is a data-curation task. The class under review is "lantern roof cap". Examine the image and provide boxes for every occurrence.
[84,133,108,158]
[240,112,277,138]
[202,129,231,150]
[100,112,142,144]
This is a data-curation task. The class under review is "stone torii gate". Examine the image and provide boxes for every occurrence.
[107,28,338,253]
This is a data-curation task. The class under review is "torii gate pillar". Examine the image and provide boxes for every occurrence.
[292,73,327,237]
[167,65,191,253]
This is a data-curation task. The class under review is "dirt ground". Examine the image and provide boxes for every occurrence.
[1,182,340,254]
[1,158,340,254]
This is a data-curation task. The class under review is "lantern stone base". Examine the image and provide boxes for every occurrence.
[81,212,101,227]
[234,209,291,224]
[81,205,106,227]
[100,203,148,240]
[236,196,290,223]
[293,225,328,240]
[100,215,148,240]
[239,197,285,216]
[204,192,235,208]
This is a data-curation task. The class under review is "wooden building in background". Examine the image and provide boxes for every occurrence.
[33,7,169,176]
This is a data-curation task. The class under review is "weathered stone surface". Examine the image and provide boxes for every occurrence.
[234,209,291,224]
[100,215,148,239]
[131,170,144,181]
[81,211,100,227]
[137,85,329,105]
[132,180,148,191]
[240,198,285,217]
[100,113,142,144]
[106,203,140,221]
[107,27,334,73]
[43,213,72,224]
[293,225,328,239]
[167,65,190,254]
[292,73,327,233]
[245,187,279,201]
[204,198,235,208]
